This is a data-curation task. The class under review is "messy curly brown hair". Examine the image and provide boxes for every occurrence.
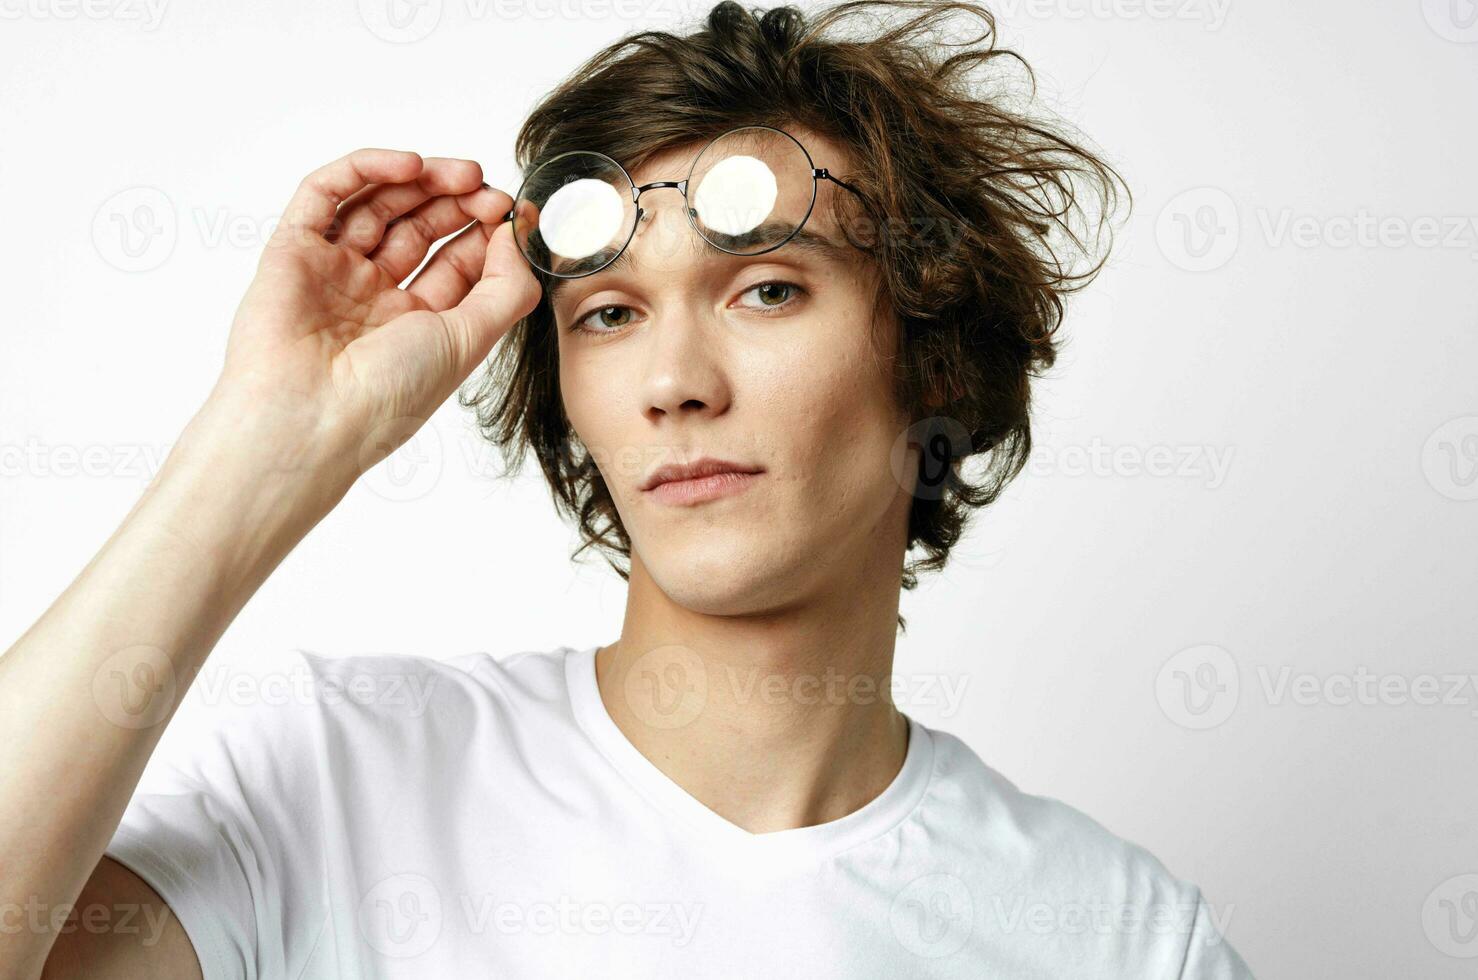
[460,0,1128,630]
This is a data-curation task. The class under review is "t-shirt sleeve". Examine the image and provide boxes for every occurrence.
[104,770,260,980]
[103,648,329,980]
[1177,891,1256,979]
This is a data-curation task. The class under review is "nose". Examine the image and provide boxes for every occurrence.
[617,190,733,422]
[640,296,731,423]
[638,281,731,423]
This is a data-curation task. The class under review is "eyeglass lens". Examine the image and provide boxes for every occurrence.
[511,126,819,278]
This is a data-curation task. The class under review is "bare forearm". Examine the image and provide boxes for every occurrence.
[0,388,351,976]
[4,147,534,979]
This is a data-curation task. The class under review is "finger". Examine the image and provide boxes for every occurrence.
[367,195,485,284]
[271,148,423,249]
[403,219,492,311]
[455,183,516,225]
[328,157,484,252]
[400,185,517,305]
[437,219,543,377]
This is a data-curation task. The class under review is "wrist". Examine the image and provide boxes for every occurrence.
[143,390,356,591]
[179,380,360,499]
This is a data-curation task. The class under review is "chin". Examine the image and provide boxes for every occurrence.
[641,534,808,616]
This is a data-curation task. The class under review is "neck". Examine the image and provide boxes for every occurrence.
[594,546,910,835]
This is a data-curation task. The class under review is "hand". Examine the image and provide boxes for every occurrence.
[202,147,542,489]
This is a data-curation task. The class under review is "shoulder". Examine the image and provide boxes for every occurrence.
[925,726,1195,893]
[297,642,576,719]
[917,726,1251,975]
[177,644,579,758]
[281,643,573,700]
[910,727,1247,975]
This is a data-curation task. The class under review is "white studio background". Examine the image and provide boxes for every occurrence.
[2,2,1475,976]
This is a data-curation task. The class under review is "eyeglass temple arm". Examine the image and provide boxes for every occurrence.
[816,168,864,199]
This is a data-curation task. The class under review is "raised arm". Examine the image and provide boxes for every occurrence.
[0,147,541,980]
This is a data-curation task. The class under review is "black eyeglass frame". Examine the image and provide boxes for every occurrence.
[503,124,868,280]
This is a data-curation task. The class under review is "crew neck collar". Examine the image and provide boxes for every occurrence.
[564,644,935,867]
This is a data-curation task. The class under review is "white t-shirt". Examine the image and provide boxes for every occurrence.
[106,645,1255,979]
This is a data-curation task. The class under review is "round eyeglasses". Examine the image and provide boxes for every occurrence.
[504,124,866,279]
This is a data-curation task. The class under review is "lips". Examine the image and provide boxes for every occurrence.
[640,457,764,492]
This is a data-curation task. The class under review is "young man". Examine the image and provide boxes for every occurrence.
[2,1,1255,977]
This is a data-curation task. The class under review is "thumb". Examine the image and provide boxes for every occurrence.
[440,219,543,375]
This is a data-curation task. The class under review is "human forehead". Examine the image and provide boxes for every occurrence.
[625,125,857,181]
[625,126,859,238]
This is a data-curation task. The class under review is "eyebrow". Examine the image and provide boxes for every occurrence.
[546,222,854,307]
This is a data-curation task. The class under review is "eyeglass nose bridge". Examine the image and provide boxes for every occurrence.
[632,178,690,223]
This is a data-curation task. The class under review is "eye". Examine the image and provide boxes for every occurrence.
[566,280,807,336]
[736,280,806,311]
[570,304,637,336]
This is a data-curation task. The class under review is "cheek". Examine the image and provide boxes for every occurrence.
[557,344,623,466]
[768,315,902,496]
